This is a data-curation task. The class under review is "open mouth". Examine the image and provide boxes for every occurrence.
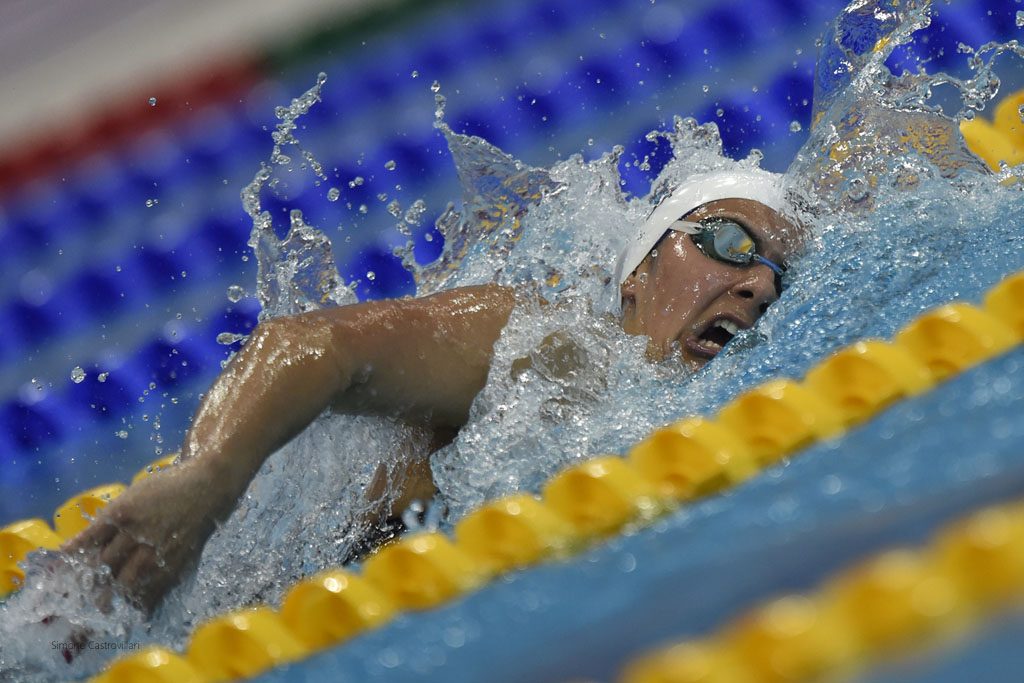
[687,318,743,359]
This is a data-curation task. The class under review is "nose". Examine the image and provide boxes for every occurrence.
[730,265,779,315]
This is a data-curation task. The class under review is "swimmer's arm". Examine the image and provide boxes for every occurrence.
[186,283,516,508]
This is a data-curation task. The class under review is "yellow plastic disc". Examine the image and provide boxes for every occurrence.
[361,532,486,610]
[804,340,934,427]
[542,456,663,540]
[187,607,307,682]
[280,569,395,651]
[893,303,1017,382]
[983,271,1024,343]
[628,417,758,501]
[454,494,574,573]
[53,483,127,539]
[91,646,204,683]
[716,379,845,465]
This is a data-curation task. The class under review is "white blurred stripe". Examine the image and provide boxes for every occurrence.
[0,0,391,144]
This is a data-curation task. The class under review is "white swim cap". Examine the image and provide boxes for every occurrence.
[614,168,786,285]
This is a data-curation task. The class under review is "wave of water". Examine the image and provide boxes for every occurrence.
[2,0,1023,679]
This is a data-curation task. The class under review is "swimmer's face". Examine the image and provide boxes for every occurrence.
[619,198,802,369]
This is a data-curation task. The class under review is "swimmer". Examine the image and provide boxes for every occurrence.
[63,168,803,612]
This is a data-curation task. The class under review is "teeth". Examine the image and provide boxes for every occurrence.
[717,320,740,335]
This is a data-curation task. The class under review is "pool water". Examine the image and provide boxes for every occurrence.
[1,0,1023,680]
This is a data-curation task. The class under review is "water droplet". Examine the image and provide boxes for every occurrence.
[789,120,802,133]
[327,187,340,202]
[217,331,246,345]
[377,193,389,202]
[145,198,158,208]
[116,430,129,440]
[716,108,724,117]
[821,474,843,495]
[359,204,368,214]
[348,176,364,188]
[97,372,109,383]
[424,232,434,242]
[384,160,396,171]
[378,648,402,668]
[1018,104,1024,123]
[443,627,466,648]
[430,80,441,93]
[70,366,86,384]
[587,138,595,146]
[226,285,245,303]
[148,97,157,106]
[618,553,637,573]
[411,70,419,78]
[702,84,709,93]
[366,271,376,282]
[1017,10,1024,27]
[387,200,402,217]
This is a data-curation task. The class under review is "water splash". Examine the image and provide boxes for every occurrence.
[241,72,358,323]
[4,1,1024,678]
[789,0,1017,210]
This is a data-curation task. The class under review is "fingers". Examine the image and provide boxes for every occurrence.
[115,548,165,613]
[100,531,139,578]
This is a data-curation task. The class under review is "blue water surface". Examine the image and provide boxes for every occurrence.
[259,343,1024,683]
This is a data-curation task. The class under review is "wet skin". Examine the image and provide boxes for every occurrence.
[61,198,801,615]
[619,197,802,369]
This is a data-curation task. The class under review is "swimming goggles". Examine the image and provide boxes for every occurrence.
[668,217,787,289]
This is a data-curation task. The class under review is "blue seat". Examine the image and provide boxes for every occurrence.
[618,123,673,199]
[928,5,991,69]
[66,155,143,228]
[196,213,252,259]
[529,0,571,32]
[6,299,58,352]
[412,19,475,78]
[123,131,191,199]
[0,320,15,367]
[177,107,249,177]
[975,0,1019,38]
[66,268,127,319]
[2,199,61,261]
[325,161,375,207]
[521,74,574,129]
[63,362,135,422]
[764,0,815,26]
[767,66,814,122]
[0,399,62,454]
[701,93,789,159]
[571,57,624,108]
[344,244,415,301]
[135,246,187,293]
[135,334,209,390]
[453,104,511,147]
[205,299,260,347]
[412,216,445,266]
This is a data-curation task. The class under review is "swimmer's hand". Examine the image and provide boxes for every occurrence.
[61,460,226,613]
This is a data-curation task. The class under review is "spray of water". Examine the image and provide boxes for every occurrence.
[2,1,1023,678]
